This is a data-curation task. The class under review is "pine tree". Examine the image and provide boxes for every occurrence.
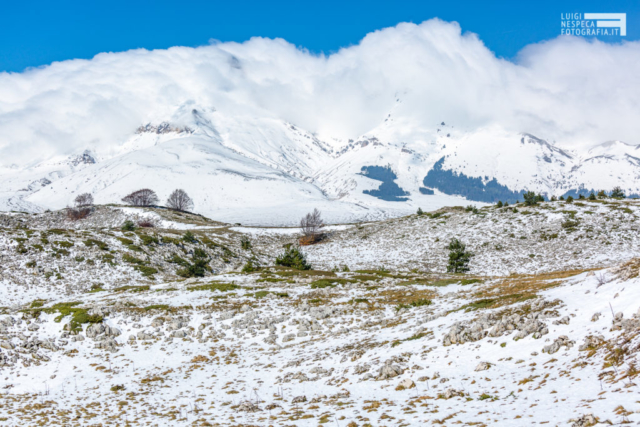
[588,192,596,201]
[446,238,472,273]
[496,201,503,208]
[611,186,625,198]
[417,207,424,215]
[275,246,311,270]
[523,191,538,206]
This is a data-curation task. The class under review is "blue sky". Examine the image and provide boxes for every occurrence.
[2,0,638,72]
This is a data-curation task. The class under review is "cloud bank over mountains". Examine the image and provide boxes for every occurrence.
[1,19,638,166]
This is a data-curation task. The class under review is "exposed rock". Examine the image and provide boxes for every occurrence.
[376,364,404,380]
[291,395,307,404]
[542,336,575,354]
[396,378,415,390]
[474,362,492,371]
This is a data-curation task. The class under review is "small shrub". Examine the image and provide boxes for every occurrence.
[134,265,158,277]
[67,207,92,221]
[417,207,424,215]
[410,299,432,307]
[123,254,145,265]
[139,234,159,246]
[611,186,625,198]
[447,238,472,273]
[496,201,503,208]
[121,220,136,231]
[182,230,197,244]
[242,260,258,273]
[240,236,252,250]
[84,239,108,250]
[275,247,311,270]
[523,191,538,206]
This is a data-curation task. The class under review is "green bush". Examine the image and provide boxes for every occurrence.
[611,186,625,198]
[240,236,252,250]
[134,265,158,277]
[523,191,537,206]
[84,239,109,250]
[242,259,258,273]
[182,230,197,244]
[566,196,574,203]
[446,238,472,273]
[175,248,209,277]
[275,247,311,270]
[496,201,503,208]
[123,254,145,265]
[417,207,424,215]
[121,220,136,231]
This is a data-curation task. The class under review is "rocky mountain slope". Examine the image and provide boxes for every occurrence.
[1,199,640,425]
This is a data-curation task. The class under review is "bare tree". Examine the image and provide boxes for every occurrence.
[122,189,159,207]
[74,193,94,207]
[300,208,324,244]
[166,189,194,212]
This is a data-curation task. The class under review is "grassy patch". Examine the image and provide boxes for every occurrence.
[123,253,146,265]
[114,285,150,293]
[134,265,158,277]
[187,282,239,292]
[310,278,353,289]
[84,239,109,250]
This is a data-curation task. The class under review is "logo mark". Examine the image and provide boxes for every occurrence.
[561,13,626,36]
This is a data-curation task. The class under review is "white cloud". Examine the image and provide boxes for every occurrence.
[0,19,638,166]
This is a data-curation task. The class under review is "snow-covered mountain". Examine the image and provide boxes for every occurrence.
[1,101,638,225]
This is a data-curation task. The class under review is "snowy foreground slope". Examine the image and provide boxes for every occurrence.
[1,199,640,425]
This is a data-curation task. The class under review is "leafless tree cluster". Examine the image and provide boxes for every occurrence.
[74,193,94,207]
[300,208,324,245]
[67,192,94,221]
[122,189,159,207]
[166,189,194,212]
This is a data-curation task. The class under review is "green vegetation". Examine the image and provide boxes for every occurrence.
[611,186,625,199]
[121,220,136,231]
[134,265,158,277]
[84,239,109,250]
[175,248,210,278]
[275,246,311,270]
[182,230,197,244]
[139,234,159,246]
[114,285,150,292]
[447,238,472,273]
[123,253,146,265]
[242,259,258,273]
[310,278,353,289]
[409,298,432,307]
[240,236,252,250]
[187,282,239,292]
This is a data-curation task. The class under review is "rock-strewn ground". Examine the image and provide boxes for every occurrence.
[1,200,640,426]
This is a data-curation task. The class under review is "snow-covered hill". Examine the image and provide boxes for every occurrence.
[2,201,640,425]
[1,102,637,225]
